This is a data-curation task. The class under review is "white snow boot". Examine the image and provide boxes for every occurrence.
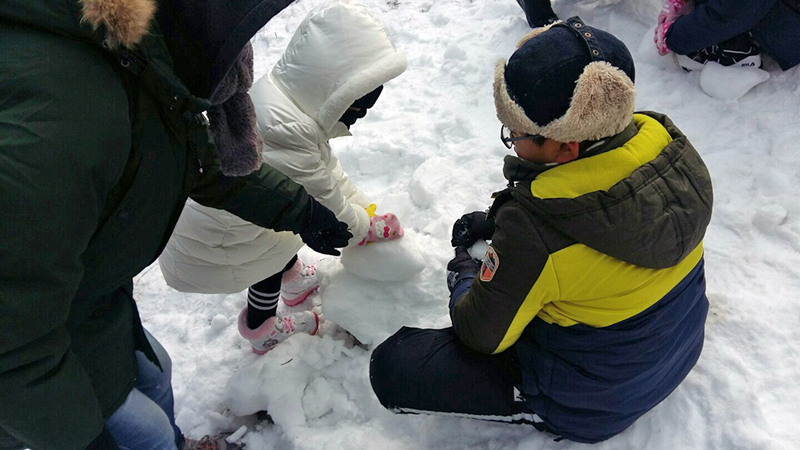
[237,307,319,354]
[281,259,320,307]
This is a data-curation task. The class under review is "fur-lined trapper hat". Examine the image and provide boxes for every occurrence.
[494,17,636,143]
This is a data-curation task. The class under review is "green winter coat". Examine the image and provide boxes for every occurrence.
[0,1,310,449]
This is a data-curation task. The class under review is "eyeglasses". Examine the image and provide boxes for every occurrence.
[501,125,542,149]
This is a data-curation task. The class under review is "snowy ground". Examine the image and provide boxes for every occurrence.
[134,0,800,448]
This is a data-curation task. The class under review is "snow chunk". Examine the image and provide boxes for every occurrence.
[699,62,770,100]
[226,425,247,443]
[753,204,787,233]
[409,156,453,209]
[444,43,467,61]
[209,314,229,334]
[224,334,351,428]
[340,233,426,282]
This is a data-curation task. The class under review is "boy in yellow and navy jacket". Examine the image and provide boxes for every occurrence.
[370,17,713,444]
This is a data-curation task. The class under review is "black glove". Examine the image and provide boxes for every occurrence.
[447,246,482,274]
[446,246,481,290]
[85,426,120,450]
[299,197,352,256]
[451,210,494,248]
[446,246,481,311]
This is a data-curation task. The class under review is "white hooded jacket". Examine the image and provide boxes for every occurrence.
[159,0,406,293]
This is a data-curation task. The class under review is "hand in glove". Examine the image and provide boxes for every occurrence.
[451,211,494,248]
[446,246,481,292]
[299,197,352,256]
[654,0,692,55]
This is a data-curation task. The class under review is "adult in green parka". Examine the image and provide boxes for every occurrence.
[0,1,353,449]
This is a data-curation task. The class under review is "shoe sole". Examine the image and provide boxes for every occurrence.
[252,346,270,355]
[282,285,319,307]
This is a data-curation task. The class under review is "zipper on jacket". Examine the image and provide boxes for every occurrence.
[187,141,204,174]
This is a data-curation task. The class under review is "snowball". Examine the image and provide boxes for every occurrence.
[468,240,490,260]
[444,43,467,61]
[753,204,787,233]
[409,157,453,209]
[209,314,229,333]
[340,234,425,282]
[636,31,673,70]
[699,62,770,101]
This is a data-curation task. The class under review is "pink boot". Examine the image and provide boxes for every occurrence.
[358,213,404,246]
[281,259,320,307]
[237,307,319,355]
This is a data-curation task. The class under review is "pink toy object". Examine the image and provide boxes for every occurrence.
[654,0,692,55]
[359,213,404,246]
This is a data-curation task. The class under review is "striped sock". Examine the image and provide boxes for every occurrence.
[246,256,298,329]
[246,287,279,329]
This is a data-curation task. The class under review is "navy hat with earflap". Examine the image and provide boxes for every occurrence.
[494,17,636,143]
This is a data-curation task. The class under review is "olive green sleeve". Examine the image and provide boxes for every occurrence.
[451,202,551,354]
[187,122,312,234]
[0,26,127,449]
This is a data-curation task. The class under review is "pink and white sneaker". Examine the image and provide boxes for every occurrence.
[281,259,320,307]
[359,213,404,246]
[238,308,319,355]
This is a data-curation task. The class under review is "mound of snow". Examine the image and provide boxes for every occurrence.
[699,62,770,100]
[340,233,426,281]
[224,334,366,428]
[319,265,436,346]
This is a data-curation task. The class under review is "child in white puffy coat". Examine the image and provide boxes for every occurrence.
[159,0,406,354]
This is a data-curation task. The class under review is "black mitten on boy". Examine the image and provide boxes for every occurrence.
[451,210,495,248]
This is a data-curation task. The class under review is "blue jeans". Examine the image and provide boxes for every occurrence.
[106,330,183,450]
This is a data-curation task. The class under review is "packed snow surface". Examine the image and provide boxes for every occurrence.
[134,0,800,448]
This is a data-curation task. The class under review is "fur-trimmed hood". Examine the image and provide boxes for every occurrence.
[77,0,296,100]
[79,0,156,48]
[270,0,407,133]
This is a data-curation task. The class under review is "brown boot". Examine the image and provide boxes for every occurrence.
[181,434,241,450]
